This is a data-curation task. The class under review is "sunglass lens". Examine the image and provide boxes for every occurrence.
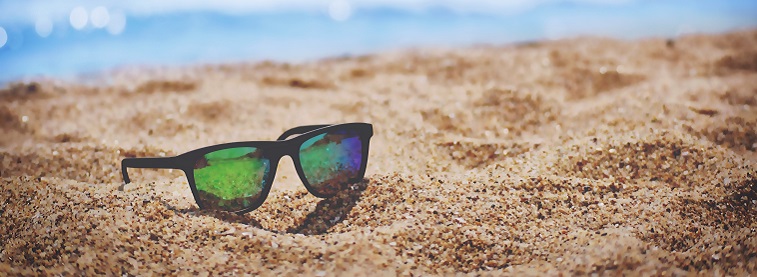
[299,129,364,196]
[192,147,270,212]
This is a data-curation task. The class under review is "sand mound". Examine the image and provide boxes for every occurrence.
[1,30,756,275]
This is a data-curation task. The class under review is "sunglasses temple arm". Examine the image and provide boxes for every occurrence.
[121,157,180,185]
[277,124,332,140]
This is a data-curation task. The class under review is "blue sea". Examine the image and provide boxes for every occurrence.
[0,0,756,84]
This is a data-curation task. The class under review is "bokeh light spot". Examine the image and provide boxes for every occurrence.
[91,6,110,29]
[35,18,54,38]
[106,10,126,35]
[0,27,6,48]
[329,0,352,22]
[70,6,88,30]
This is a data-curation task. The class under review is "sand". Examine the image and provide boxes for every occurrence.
[1,29,756,275]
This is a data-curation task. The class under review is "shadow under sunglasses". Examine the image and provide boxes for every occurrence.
[160,178,371,235]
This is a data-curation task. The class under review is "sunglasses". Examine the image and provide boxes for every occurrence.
[121,123,373,214]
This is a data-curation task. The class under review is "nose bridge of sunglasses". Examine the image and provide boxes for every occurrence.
[265,140,299,157]
[270,155,306,193]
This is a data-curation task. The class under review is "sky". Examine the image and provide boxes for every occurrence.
[0,0,756,83]
[0,0,639,22]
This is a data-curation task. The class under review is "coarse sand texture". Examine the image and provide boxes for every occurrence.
[1,30,756,275]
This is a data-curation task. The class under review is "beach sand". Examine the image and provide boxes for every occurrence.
[1,29,756,275]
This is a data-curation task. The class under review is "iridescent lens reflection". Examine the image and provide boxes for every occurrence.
[193,147,270,212]
[299,130,363,195]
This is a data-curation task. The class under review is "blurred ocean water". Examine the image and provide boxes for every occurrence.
[0,0,756,83]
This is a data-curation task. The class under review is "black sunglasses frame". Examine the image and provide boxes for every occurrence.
[121,122,373,214]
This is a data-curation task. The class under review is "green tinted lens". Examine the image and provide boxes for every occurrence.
[299,130,363,196]
[193,147,270,212]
